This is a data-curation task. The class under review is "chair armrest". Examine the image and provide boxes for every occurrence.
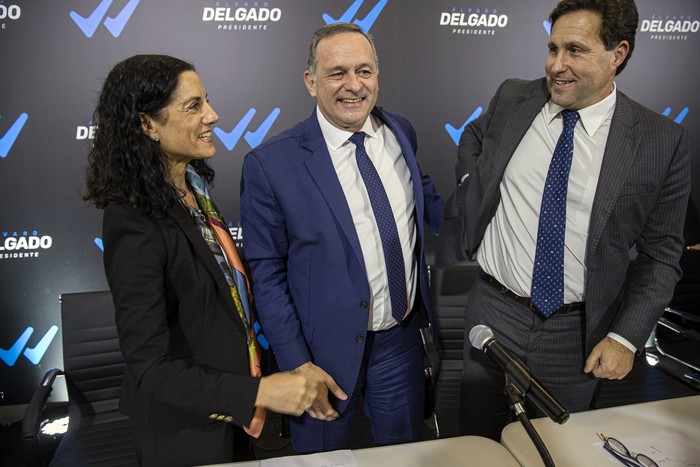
[664,306,700,324]
[657,316,700,345]
[420,325,442,376]
[21,368,64,466]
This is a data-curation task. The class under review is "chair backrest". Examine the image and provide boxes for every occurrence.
[430,265,479,366]
[59,291,124,417]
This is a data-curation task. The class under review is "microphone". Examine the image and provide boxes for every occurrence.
[469,324,569,424]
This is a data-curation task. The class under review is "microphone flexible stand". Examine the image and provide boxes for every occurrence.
[504,378,556,467]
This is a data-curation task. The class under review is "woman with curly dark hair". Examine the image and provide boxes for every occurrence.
[84,54,317,466]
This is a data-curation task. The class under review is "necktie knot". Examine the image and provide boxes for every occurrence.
[561,110,580,130]
[349,131,366,148]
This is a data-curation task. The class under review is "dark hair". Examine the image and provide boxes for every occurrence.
[83,54,214,218]
[550,0,638,75]
[306,22,379,78]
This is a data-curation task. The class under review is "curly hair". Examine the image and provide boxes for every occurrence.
[83,54,214,218]
[550,0,638,75]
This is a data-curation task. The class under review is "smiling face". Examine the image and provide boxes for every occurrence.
[546,10,629,110]
[304,31,378,133]
[141,70,219,166]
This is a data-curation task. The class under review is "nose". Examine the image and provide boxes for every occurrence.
[203,101,219,125]
[549,51,568,73]
[343,71,362,92]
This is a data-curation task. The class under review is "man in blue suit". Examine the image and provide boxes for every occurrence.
[240,22,444,452]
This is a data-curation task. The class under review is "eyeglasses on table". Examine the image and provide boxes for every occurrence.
[597,433,659,467]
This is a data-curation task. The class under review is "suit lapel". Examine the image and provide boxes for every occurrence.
[587,93,639,256]
[168,203,239,319]
[499,89,549,168]
[301,115,367,270]
[471,81,549,246]
[373,107,425,240]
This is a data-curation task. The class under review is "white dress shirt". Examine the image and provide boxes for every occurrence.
[478,83,635,351]
[316,108,417,331]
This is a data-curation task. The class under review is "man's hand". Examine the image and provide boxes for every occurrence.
[291,361,348,421]
[583,337,634,380]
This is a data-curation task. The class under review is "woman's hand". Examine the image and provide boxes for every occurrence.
[290,361,348,421]
[255,372,319,416]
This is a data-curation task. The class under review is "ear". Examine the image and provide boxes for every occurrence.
[139,112,159,142]
[303,70,317,98]
[611,40,630,70]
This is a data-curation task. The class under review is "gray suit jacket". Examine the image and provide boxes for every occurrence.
[441,78,690,352]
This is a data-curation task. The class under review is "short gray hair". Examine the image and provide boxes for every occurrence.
[306,22,379,78]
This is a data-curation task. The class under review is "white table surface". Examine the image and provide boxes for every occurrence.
[500,395,700,467]
[217,435,520,466]
[352,435,520,466]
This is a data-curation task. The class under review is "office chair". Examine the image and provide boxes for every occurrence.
[429,264,479,438]
[644,249,700,390]
[21,290,138,466]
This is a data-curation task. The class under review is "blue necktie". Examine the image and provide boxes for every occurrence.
[349,131,407,324]
[531,110,580,318]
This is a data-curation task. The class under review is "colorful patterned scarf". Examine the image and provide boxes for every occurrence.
[185,166,265,438]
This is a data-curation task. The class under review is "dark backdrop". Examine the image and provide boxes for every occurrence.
[1,0,697,406]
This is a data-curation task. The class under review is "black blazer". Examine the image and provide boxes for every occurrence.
[102,202,259,431]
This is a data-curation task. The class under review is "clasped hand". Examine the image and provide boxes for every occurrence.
[291,361,349,421]
[255,371,318,417]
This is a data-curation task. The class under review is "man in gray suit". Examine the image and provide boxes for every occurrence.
[450,0,690,439]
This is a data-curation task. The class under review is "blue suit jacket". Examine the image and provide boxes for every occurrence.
[240,107,444,412]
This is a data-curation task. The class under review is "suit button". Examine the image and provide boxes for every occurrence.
[360,301,368,308]
[356,336,364,344]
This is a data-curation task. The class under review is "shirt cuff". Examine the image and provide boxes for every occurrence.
[607,332,637,353]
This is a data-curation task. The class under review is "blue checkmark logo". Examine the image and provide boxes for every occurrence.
[543,20,552,35]
[662,106,689,124]
[94,237,104,251]
[445,107,483,146]
[214,108,281,151]
[70,0,140,38]
[0,326,58,366]
[244,108,281,148]
[0,113,29,159]
[23,326,59,365]
[322,0,388,33]
[0,328,33,366]
[103,0,140,37]
[70,0,113,38]
[253,321,269,350]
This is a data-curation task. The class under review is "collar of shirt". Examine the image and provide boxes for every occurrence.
[545,81,617,137]
[315,106,380,151]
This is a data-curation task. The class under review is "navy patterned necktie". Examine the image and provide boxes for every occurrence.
[531,110,580,318]
[349,131,407,324]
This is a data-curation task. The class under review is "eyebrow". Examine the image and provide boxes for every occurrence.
[548,39,588,49]
[179,95,204,107]
[326,61,375,71]
[355,62,375,70]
